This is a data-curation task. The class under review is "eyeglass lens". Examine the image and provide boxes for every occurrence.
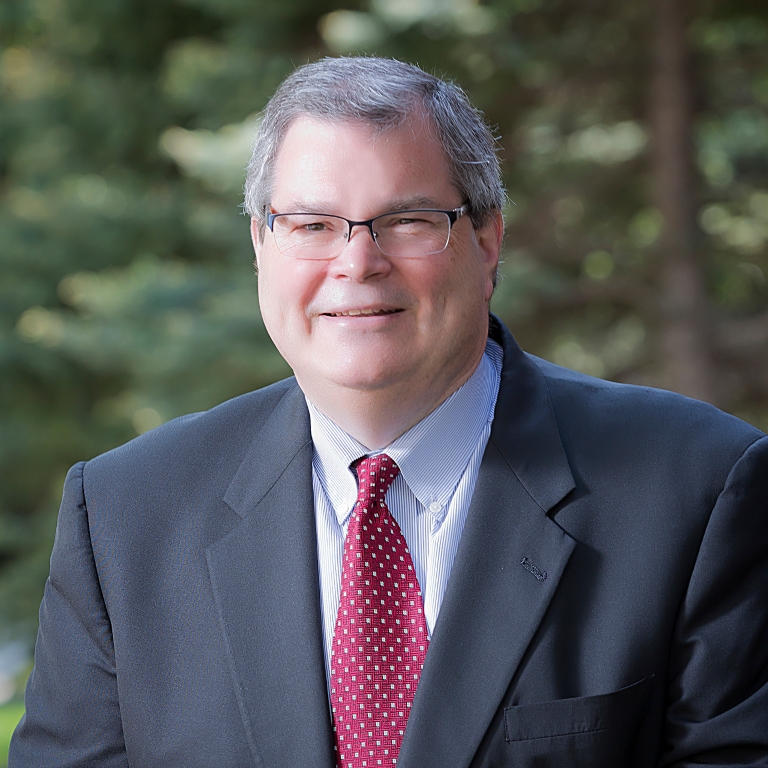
[270,211,452,259]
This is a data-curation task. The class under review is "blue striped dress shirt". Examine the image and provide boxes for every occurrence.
[308,338,503,682]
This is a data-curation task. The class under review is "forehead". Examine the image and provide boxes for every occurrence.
[270,115,458,216]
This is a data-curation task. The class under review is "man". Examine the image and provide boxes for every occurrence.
[11,57,768,767]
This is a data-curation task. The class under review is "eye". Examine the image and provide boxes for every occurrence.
[378,213,433,230]
[279,214,343,234]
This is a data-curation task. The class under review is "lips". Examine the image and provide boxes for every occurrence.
[322,308,403,317]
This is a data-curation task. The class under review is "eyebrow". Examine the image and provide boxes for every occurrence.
[272,200,337,215]
[379,196,444,212]
[274,195,449,216]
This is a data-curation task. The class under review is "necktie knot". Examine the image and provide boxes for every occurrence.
[353,453,400,509]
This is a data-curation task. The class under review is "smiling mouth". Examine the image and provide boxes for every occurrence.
[323,308,403,317]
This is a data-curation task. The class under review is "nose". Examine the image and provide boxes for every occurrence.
[327,223,391,281]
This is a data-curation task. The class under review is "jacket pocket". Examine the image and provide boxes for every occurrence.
[504,676,651,742]
[500,677,652,767]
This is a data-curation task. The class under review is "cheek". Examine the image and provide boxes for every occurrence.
[256,276,281,353]
[258,257,322,330]
[257,259,292,347]
[427,252,489,314]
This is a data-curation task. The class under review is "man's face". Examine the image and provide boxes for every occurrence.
[253,115,501,409]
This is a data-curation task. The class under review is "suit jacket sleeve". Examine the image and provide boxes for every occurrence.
[662,435,768,766]
[9,461,129,767]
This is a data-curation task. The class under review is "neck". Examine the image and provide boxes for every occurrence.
[298,348,485,450]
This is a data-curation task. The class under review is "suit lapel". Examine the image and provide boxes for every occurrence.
[398,319,578,768]
[205,384,335,768]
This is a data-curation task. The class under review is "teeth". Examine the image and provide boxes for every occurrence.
[329,308,398,317]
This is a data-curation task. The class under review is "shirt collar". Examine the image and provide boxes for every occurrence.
[308,338,503,526]
[309,406,368,524]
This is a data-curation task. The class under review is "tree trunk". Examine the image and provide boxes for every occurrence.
[650,0,720,404]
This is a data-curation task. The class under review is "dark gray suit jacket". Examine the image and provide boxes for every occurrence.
[11,319,768,767]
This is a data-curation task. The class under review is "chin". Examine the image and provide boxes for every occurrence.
[313,361,412,393]
[310,344,409,383]
[326,373,406,393]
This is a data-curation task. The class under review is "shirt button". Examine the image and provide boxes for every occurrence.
[428,502,441,514]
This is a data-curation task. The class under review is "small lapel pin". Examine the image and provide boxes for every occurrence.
[520,557,547,582]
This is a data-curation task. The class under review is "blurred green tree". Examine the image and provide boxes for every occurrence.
[1,0,767,642]
[0,0,346,638]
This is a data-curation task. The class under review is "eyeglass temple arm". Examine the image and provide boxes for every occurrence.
[448,205,468,226]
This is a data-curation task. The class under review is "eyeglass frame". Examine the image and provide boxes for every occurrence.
[265,204,469,259]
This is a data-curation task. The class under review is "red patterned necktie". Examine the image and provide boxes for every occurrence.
[330,454,429,768]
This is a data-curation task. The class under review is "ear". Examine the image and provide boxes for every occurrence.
[250,217,262,269]
[475,210,504,300]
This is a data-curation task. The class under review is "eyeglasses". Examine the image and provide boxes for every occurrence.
[266,205,468,260]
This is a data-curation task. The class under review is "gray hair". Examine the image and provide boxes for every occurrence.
[243,56,504,229]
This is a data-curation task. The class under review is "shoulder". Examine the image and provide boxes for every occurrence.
[83,377,304,500]
[526,354,765,487]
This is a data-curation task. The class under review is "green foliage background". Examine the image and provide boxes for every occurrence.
[1,0,767,644]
